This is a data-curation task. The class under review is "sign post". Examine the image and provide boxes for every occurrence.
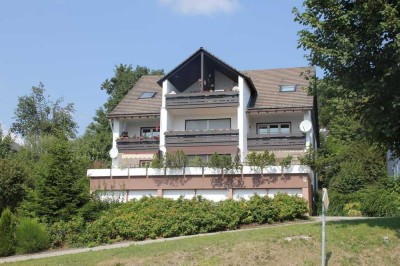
[322,188,329,266]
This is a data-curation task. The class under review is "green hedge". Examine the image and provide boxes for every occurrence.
[315,179,400,217]
[57,194,308,246]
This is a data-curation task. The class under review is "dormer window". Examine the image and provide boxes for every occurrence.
[139,92,156,99]
[280,85,296,92]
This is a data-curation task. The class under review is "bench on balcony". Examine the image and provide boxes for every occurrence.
[247,133,305,150]
[165,91,239,109]
[165,129,239,146]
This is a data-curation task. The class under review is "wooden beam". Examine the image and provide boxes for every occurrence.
[201,51,204,92]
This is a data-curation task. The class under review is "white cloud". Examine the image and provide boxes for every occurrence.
[0,122,24,145]
[159,0,239,16]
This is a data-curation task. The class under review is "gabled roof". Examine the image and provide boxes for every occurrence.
[108,67,314,118]
[108,75,163,118]
[245,66,314,111]
[157,47,257,93]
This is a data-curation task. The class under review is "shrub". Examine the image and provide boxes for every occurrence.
[16,218,50,254]
[246,194,277,224]
[359,187,400,217]
[164,150,188,169]
[54,194,309,246]
[343,202,362,216]
[246,151,276,174]
[272,193,308,221]
[0,208,15,257]
[324,190,359,216]
[279,155,293,172]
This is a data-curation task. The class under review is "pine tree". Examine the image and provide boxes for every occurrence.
[0,208,16,257]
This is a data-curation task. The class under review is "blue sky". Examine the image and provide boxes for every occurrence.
[0,0,311,138]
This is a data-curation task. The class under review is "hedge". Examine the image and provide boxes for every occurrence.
[54,194,308,246]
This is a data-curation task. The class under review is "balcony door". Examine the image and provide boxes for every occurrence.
[185,118,231,131]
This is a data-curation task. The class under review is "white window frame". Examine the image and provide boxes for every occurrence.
[280,85,296,92]
[257,123,291,135]
[185,118,231,131]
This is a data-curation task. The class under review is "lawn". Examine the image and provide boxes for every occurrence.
[4,217,400,266]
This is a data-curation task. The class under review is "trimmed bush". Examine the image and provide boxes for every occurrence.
[272,193,308,221]
[0,208,15,257]
[68,194,308,246]
[16,218,50,254]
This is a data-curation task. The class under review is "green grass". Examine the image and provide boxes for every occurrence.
[5,217,400,266]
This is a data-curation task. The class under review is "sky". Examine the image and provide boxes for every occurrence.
[0,0,312,139]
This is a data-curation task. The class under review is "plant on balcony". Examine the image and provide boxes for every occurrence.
[164,150,188,169]
[246,150,276,176]
[298,146,317,171]
[188,156,206,168]
[233,153,242,171]
[280,155,293,174]
[208,153,233,174]
[150,154,164,169]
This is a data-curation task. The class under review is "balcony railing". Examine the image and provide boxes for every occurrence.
[165,129,239,146]
[165,91,239,109]
[116,137,160,151]
[247,133,305,150]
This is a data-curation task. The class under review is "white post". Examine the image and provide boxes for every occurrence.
[322,201,326,266]
[321,188,329,266]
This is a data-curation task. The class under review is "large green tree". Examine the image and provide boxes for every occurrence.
[0,128,14,159]
[0,159,26,213]
[294,0,400,155]
[11,83,77,139]
[81,65,163,164]
[21,136,89,223]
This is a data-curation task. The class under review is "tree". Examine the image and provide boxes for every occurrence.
[246,150,276,175]
[294,0,400,156]
[81,65,164,164]
[0,159,26,213]
[22,136,89,224]
[0,208,16,257]
[11,83,77,139]
[0,128,13,159]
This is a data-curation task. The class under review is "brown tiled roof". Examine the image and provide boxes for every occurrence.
[108,67,315,118]
[244,66,315,110]
[108,75,163,118]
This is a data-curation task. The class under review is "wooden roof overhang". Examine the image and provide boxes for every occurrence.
[246,106,314,114]
[107,112,160,119]
[157,47,257,94]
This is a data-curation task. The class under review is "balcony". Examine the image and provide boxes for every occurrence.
[247,133,305,150]
[165,91,239,109]
[165,129,239,147]
[116,137,160,151]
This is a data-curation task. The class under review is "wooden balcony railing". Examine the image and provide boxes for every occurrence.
[116,137,160,151]
[165,129,239,146]
[165,91,239,109]
[247,133,305,150]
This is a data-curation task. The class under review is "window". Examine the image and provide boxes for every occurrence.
[139,92,156,99]
[140,160,152,167]
[280,85,296,92]
[257,123,291,135]
[187,154,230,163]
[141,127,160,138]
[185,119,231,131]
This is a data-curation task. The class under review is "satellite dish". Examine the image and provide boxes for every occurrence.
[299,120,312,133]
[109,147,119,159]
